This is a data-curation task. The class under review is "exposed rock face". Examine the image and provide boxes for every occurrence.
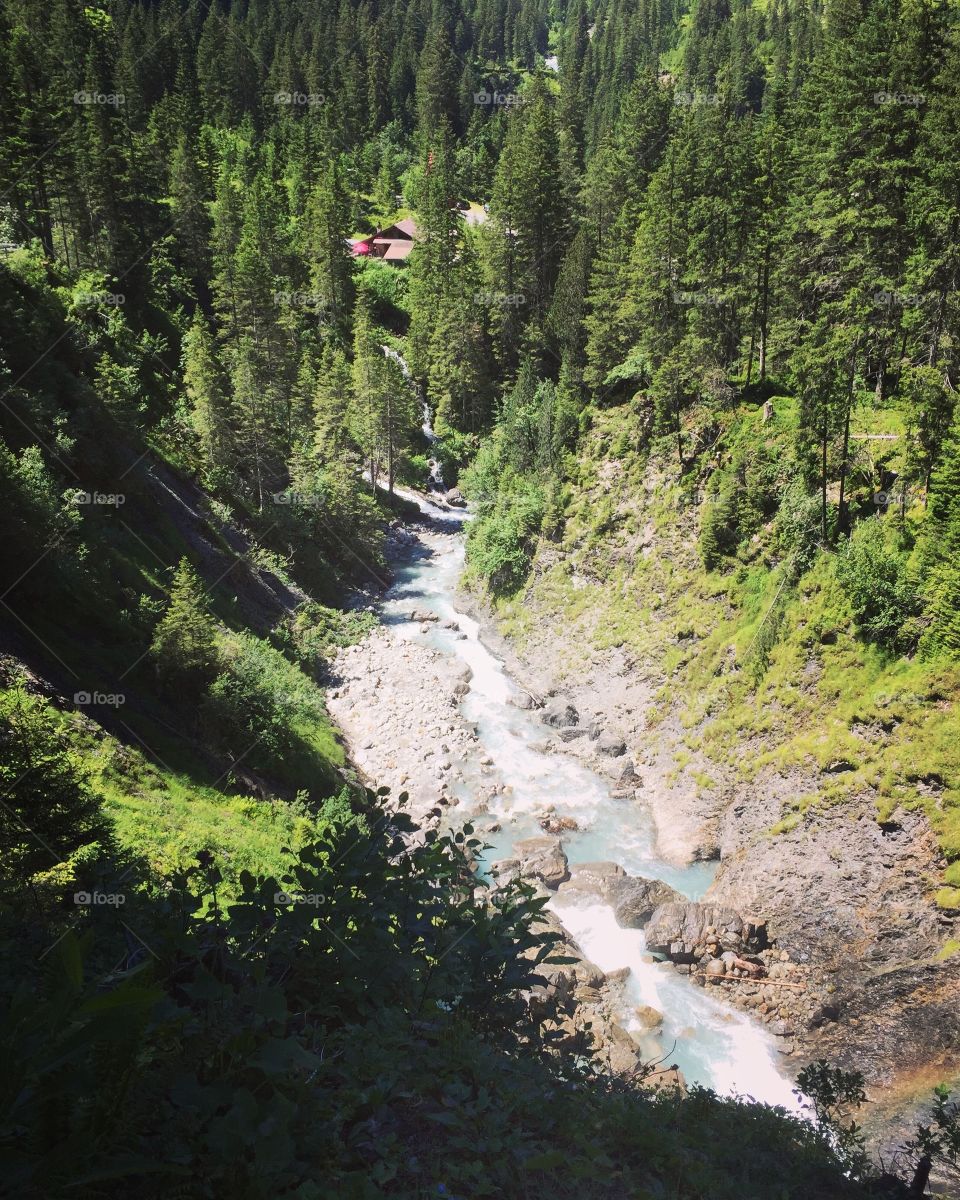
[556,864,682,929]
[613,877,684,928]
[644,902,768,963]
[511,836,570,888]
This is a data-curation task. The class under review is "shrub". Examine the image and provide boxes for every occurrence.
[466,476,545,594]
[0,686,111,900]
[834,519,921,652]
[699,488,739,569]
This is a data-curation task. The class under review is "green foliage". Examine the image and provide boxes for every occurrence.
[465,470,545,595]
[0,686,112,901]
[0,793,873,1200]
[834,519,922,653]
[201,631,341,791]
[795,1059,869,1178]
[149,559,220,697]
[699,488,739,570]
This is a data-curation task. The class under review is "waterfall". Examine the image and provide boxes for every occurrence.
[382,345,445,493]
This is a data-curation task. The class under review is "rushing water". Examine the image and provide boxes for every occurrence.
[381,486,800,1112]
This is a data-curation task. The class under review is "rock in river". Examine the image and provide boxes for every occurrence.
[513,836,570,888]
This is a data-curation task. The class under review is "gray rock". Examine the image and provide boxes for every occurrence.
[557,861,627,903]
[558,727,589,742]
[612,877,684,929]
[513,836,570,888]
[541,699,579,728]
[618,760,638,783]
[644,901,767,963]
[596,732,627,757]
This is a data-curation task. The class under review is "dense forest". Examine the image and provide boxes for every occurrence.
[2,0,960,1193]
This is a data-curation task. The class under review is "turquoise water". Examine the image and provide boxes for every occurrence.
[381,489,800,1110]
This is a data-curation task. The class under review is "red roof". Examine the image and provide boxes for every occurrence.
[378,240,414,261]
[351,240,371,256]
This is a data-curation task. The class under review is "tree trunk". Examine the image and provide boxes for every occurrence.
[821,414,829,546]
[387,391,395,497]
[837,354,856,537]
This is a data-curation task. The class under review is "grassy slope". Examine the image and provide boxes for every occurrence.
[493,396,960,913]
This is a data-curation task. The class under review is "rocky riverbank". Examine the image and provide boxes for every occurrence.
[458,565,960,1112]
[327,497,960,1146]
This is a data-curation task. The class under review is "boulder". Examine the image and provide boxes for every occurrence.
[540,698,579,728]
[596,732,627,758]
[644,902,767,963]
[558,727,589,742]
[446,488,467,507]
[557,861,627,903]
[539,815,579,835]
[489,858,520,887]
[507,691,536,710]
[634,1004,664,1030]
[513,836,570,888]
[612,877,684,929]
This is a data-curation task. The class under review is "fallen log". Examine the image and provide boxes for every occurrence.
[695,972,807,990]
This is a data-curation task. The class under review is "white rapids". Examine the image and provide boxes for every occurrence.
[381,484,802,1112]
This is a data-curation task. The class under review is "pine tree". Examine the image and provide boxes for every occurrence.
[183,312,236,491]
[150,559,220,694]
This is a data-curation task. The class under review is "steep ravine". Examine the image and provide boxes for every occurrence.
[328,492,802,1108]
[455,531,960,1151]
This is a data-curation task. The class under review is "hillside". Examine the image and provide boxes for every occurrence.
[3,0,960,1193]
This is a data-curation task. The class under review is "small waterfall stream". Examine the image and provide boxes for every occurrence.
[382,346,445,493]
[379,486,801,1112]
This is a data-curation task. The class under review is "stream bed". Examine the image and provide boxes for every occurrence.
[377,489,801,1111]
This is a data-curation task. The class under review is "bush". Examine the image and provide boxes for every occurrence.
[466,476,545,594]
[699,488,739,569]
[834,519,921,652]
[0,686,112,900]
[0,794,880,1200]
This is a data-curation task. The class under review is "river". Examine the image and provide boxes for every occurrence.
[375,486,802,1112]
